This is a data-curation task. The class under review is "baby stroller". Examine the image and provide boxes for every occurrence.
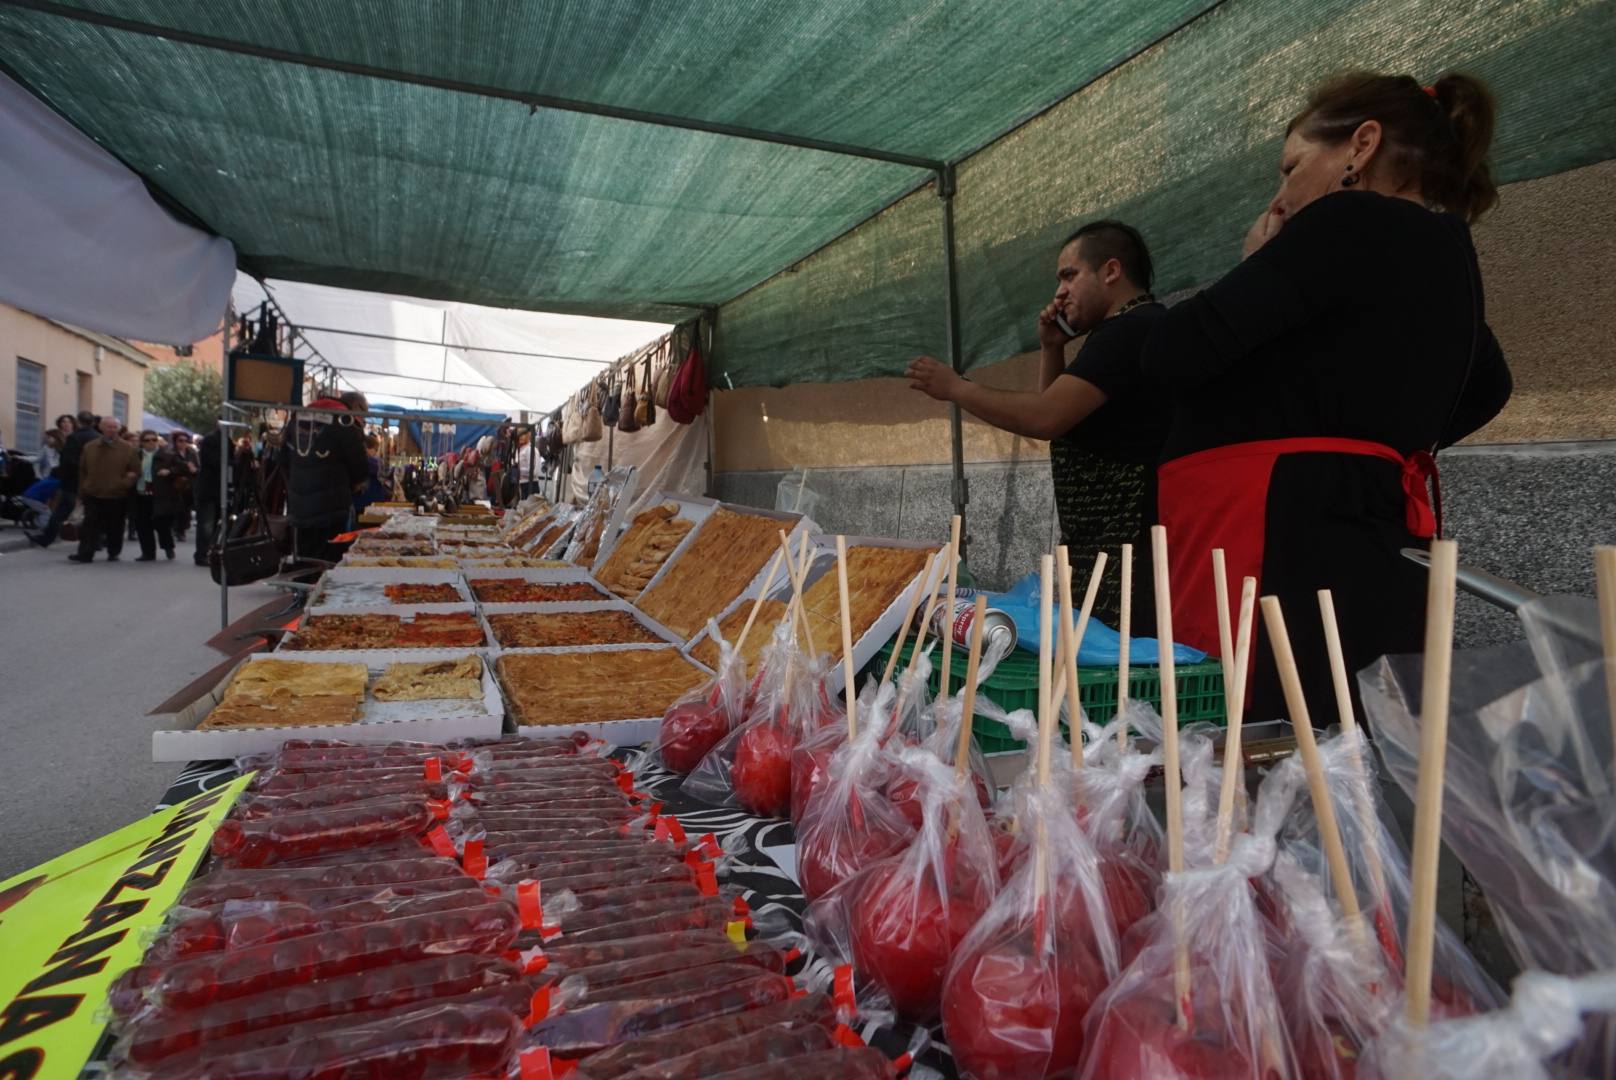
[0,453,45,532]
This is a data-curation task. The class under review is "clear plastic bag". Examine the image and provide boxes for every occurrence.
[795,708,916,902]
[1274,726,1503,1020]
[942,777,1122,1080]
[815,747,999,1021]
[682,621,821,816]
[1360,969,1616,1080]
[1266,849,1394,1079]
[1078,736,1305,1080]
[571,991,837,1080]
[651,618,749,775]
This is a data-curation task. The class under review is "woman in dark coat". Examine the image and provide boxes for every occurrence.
[132,431,182,560]
[1143,71,1513,722]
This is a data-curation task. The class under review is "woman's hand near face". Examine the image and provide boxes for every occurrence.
[1242,207,1286,260]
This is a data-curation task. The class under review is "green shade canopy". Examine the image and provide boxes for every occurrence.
[1,0,1611,387]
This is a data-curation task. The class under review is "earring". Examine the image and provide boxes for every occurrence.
[1342,163,1359,188]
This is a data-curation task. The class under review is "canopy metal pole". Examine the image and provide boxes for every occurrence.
[937,165,968,563]
[217,403,252,631]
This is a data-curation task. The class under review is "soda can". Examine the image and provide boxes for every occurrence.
[930,594,1017,657]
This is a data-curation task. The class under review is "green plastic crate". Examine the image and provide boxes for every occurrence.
[868,640,1225,754]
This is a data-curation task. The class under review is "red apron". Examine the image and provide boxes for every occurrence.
[1156,437,1438,656]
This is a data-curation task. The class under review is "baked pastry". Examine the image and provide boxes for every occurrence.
[635,508,789,639]
[383,582,463,604]
[798,545,937,661]
[687,599,808,672]
[530,518,574,556]
[284,612,485,650]
[202,659,369,729]
[341,556,458,569]
[201,696,360,729]
[469,579,610,604]
[497,649,706,726]
[594,502,696,600]
[348,539,437,557]
[459,556,570,568]
[487,610,664,649]
[372,657,483,701]
[228,659,370,699]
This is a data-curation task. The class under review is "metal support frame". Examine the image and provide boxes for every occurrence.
[936,165,969,563]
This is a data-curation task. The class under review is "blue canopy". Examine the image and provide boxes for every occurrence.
[369,404,505,457]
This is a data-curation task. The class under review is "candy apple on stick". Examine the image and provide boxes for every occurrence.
[1079,526,1296,1080]
[941,555,1122,1078]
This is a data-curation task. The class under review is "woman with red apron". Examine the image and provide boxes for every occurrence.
[1144,71,1514,723]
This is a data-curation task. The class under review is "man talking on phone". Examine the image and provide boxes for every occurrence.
[905,220,1164,629]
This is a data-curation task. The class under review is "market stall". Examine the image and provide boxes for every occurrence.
[10,456,1616,1078]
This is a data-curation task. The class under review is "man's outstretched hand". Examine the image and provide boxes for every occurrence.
[906,355,964,401]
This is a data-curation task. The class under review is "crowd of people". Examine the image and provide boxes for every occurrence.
[20,411,209,563]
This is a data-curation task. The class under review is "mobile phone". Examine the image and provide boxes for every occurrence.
[1055,312,1077,337]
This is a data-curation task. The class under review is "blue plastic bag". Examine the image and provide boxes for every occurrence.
[980,570,1206,666]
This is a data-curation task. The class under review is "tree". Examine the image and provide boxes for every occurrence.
[144,359,224,433]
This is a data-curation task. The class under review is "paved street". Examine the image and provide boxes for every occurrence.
[0,530,277,880]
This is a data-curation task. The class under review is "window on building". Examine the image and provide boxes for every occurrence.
[15,358,44,452]
[112,390,129,426]
[175,344,193,357]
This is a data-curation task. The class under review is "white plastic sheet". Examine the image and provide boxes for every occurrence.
[0,71,235,344]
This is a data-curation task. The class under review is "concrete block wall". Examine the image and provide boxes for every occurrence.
[716,441,1616,648]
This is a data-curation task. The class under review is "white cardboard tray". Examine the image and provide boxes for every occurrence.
[482,602,680,652]
[309,568,472,610]
[275,604,488,652]
[150,650,503,761]
[682,534,945,674]
[633,500,813,644]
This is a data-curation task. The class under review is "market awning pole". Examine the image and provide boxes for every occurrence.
[217,403,252,631]
[937,165,969,564]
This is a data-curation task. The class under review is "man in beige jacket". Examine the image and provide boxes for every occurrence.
[69,416,140,563]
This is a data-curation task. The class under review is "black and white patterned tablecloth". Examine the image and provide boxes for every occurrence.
[156,754,955,1078]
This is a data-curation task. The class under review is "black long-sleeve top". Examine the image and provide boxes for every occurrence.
[1143,192,1512,461]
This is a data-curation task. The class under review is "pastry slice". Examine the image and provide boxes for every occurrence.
[372,657,484,701]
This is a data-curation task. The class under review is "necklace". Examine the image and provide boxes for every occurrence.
[1110,293,1156,319]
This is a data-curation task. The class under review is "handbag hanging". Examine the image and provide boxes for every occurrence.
[653,336,674,408]
[561,397,584,445]
[580,385,604,443]
[618,360,642,433]
[600,372,621,427]
[635,350,655,427]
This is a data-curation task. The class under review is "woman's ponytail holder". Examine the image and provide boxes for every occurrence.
[1422,84,1438,98]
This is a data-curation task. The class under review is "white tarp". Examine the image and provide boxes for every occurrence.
[233,275,671,416]
[0,71,236,345]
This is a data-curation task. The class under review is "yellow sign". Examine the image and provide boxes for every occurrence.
[0,774,252,1079]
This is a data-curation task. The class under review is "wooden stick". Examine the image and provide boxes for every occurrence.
[792,469,811,511]
[1261,596,1363,936]
[939,514,963,694]
[1151,525,1190,1028]
[1213,577,1256,864]
[1213,549,1235,714]
[1036,554,1057,789]
[1319,589,1391,917]
[1033,555,1056,907]
[1117,543,1132,747]
[903,542,953,680]
[1595,546,1616,758]
[1066,552,1108,769]
[836,535,858,741]
[774,530,818,657]
[1406,539,1459,1028]
[956,595,989,779]
[881,550,940,685]
[734,547,786,658]
[795,532,818,658]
